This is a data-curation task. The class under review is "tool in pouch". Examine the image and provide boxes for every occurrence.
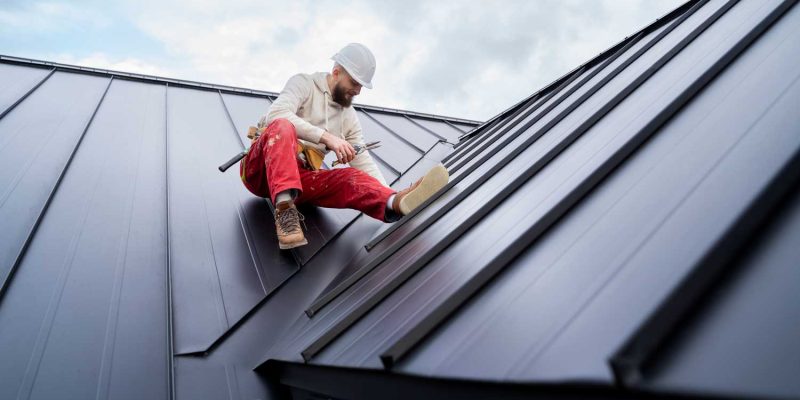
[296,143,325,171]
[217,126,261,172]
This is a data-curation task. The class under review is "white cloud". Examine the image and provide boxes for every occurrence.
[11,0,683,121]
[367,0,684,120]
[0,1,110,32]
[124,0,391,91]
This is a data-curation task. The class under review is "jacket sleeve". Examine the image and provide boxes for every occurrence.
[345,114,389,187]
[266,74,325,144]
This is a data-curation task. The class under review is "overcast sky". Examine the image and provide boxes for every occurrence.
[1,0,684,121]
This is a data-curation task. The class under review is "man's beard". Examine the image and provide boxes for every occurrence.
[331,83,353,107]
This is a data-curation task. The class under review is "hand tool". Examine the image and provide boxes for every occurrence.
[331,141,381,167]
[218,126,261,172]
[219,151,248,172]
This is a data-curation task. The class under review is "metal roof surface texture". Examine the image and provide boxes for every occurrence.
[253,0,799,398]
[2,0,799,399]
[0,53,478,399]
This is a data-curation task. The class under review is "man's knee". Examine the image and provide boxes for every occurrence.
[341,167,370,182]
[268,118,297,140]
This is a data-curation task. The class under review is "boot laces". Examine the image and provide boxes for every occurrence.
[277,206,305,233]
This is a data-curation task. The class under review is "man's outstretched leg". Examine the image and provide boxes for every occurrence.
[240,118,308,249]
[295,163,449,222]
[389,164,449,215]
[295,167,395,221]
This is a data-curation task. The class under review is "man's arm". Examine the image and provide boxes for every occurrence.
[345,116,389,187]
[266,74,325,144]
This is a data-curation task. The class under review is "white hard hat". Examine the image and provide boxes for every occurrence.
[331,43,376,89]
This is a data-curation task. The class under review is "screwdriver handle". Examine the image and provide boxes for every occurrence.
[218,151,247,172]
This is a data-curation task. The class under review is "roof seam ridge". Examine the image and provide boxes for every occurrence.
[217,90,275,291]
[163,83,177,400]
[444,65,586,173]
[0,76,114,301]
[401,115,451,143]
[609,0,799,386]
[0,67,56,121]
[360,110,426,154]
[443,120,469,134]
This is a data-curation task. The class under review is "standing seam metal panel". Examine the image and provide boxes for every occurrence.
[642,159,800,399]
[394,0,797,383]
[0,65,53,120]
[168,87,279,355]
[294,0,738,364]
[362,9,687,255]
[361,110,426,154]
[380,0,740,369]
[305,1,703,319]
[0,72,111,298]
[443,63,591,172]
[366,112,440,150]
[0,78,172,399]
[610,0,800,385]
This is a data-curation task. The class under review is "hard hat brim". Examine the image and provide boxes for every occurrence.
[351,74,373,89]
[332,56,373,89]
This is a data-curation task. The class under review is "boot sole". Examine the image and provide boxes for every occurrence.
[398,164,449,215]
[279,237,308,250]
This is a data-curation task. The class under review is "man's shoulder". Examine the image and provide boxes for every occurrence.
[286,72,313,85]
[285,72,328,93]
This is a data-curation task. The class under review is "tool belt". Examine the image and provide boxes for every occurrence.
[297,142,325,171]
[248,125,325,171]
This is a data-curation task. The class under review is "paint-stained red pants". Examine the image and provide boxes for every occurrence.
[240,118,396,221]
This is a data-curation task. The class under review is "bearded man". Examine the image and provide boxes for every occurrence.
[240,43,448,249]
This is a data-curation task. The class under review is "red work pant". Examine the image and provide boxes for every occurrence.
[240,118,396,222]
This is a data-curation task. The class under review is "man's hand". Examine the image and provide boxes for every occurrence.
[320,131,356,165]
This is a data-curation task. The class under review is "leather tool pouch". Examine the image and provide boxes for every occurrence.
[249,121,325,171]
[299,143,325,171]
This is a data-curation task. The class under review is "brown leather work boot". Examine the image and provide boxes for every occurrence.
[274,201,308,250]
[393,164,449,216]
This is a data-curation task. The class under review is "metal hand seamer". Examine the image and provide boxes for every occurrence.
[331,141,381,167]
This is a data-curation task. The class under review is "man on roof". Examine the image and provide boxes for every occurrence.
[240,43,449,250]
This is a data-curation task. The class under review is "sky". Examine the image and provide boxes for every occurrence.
[0,0,684,121]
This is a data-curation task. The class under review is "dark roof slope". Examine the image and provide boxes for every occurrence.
[2,0,799,398]
[251,0,800,398]
[0,54,478,399]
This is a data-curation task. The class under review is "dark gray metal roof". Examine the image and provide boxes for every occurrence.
[2,0,799,399]
[0,53,478,399]
[256,0,799,397]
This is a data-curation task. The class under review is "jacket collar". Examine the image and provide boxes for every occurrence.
[313,71,345,109]
[312,72,332,95]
